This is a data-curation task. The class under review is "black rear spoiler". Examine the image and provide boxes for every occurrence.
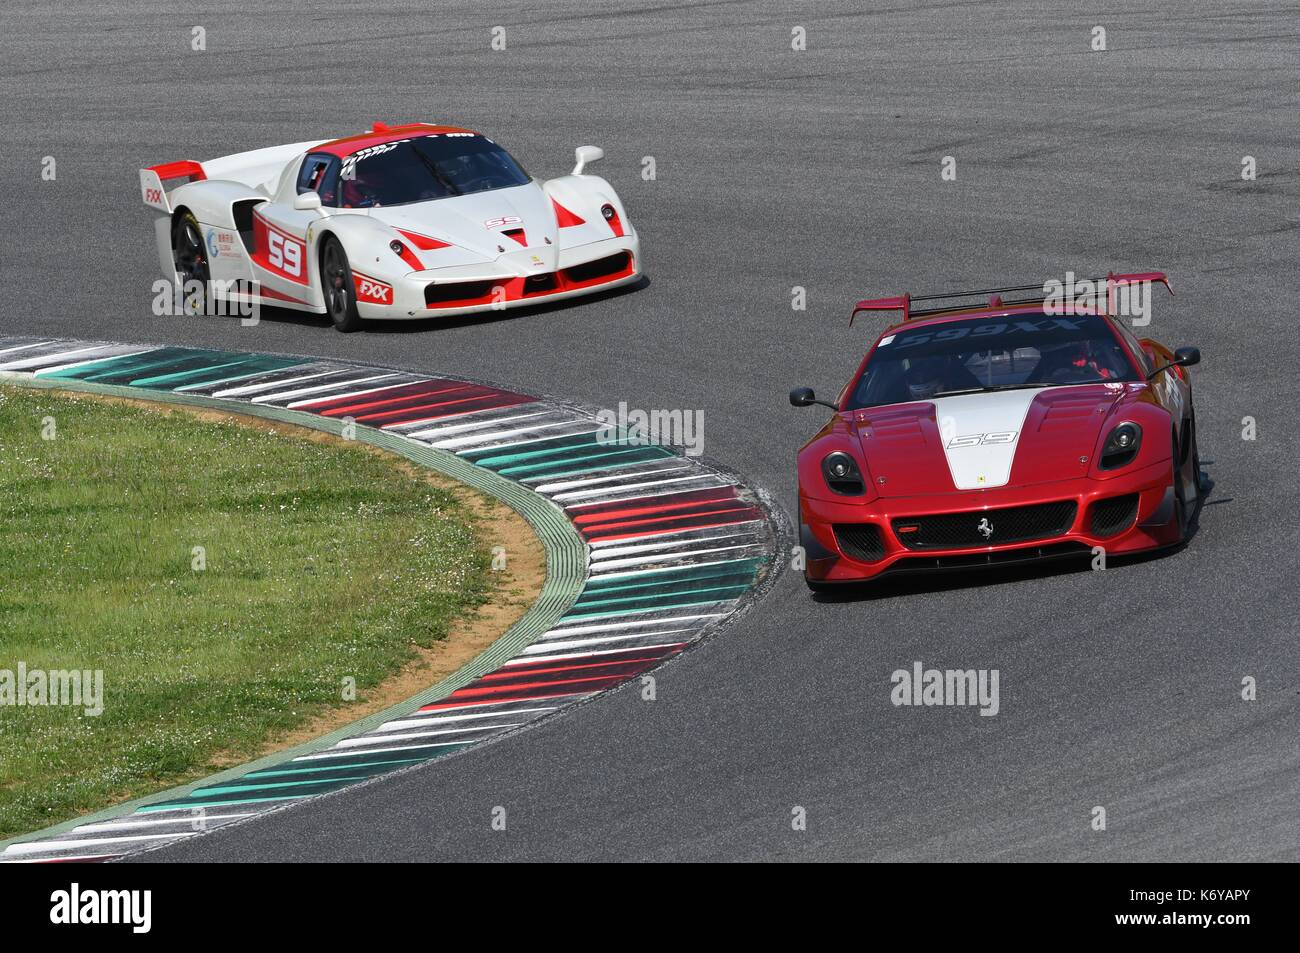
[850,272,1173,325]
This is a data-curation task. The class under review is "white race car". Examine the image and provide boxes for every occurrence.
[140,122,642,331]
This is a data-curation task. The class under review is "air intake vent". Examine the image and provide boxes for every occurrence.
[1090,494,1139,537]
[833,524,886,563]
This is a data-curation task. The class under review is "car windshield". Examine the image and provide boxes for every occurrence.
[846,312,1139,410]
[338,134,530,208]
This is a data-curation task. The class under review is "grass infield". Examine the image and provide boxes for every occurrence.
[0,385,496,839]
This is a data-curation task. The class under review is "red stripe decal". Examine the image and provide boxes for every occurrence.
[551,198,585,227]
[258,286,311,306]
[397,229,452,251]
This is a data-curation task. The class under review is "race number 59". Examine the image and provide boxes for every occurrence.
[268,231,302,277]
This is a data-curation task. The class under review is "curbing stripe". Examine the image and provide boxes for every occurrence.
[0,337,778,861]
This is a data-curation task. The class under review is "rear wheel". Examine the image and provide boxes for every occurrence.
[320,236,363,332]
[171,211,209,316]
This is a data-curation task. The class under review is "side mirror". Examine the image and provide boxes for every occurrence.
[1147,346,1201,381]
[293,190,322,212]
[790,387,838,410]
[572,145,604,175]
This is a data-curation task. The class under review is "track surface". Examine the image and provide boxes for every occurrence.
[3,1,1298,861]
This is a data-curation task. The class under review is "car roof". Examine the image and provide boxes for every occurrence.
[313,123,481,158]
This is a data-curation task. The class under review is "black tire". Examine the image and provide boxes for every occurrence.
[320,235,363,332]
[1172,427,1190,539]
[1188,415,1204,500]
[171,211,210,316]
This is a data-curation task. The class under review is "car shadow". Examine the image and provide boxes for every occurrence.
[809,461,1220,603]
[242,275,650,335]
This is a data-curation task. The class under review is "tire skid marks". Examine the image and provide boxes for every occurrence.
[0,338,775,863]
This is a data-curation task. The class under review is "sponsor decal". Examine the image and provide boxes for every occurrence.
[204,227,237,259]
[353,272,393,305]
[140,169,167,209]
[897,318,1084,349]
[340,134,477,181]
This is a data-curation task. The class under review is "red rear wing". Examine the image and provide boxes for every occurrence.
[1106,271,1173,309]
[139,160,206,214]
[851,273,1173,325]
[850,294,910,325]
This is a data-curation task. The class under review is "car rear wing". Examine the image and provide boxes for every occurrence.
[850,272,1172,324]
[139,160,206,214]
[139,140,324,215]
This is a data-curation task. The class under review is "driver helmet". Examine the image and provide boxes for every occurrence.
[905,356,949,400]
[341,170,378,208]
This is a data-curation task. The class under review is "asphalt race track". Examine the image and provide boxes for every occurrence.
[3,1,1299,861]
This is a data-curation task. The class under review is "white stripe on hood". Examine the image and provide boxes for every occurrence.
[931,388,1053,490]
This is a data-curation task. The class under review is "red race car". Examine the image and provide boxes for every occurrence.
[790,274,1203,590]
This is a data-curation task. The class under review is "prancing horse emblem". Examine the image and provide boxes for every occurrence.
[977,517,994,539]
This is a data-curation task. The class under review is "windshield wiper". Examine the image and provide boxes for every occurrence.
[932,383,1052,398]
[410,143,462,196]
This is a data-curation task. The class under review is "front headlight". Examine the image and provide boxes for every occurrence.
[822,451,866,495]
[1100,422,1142,470]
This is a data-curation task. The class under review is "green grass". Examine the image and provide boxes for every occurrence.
[0,385,493,839]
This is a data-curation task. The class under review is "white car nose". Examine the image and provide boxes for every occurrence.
[495,245,560,275]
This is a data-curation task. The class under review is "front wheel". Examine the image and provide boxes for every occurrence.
[1172,420,1202,540]
[1188,416,1204,500]
[320,236,363,332]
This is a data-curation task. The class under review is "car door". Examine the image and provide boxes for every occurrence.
[249,153,338,307]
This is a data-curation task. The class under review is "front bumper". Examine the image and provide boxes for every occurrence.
[800,459,1179,583]
[358,234,641,319]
